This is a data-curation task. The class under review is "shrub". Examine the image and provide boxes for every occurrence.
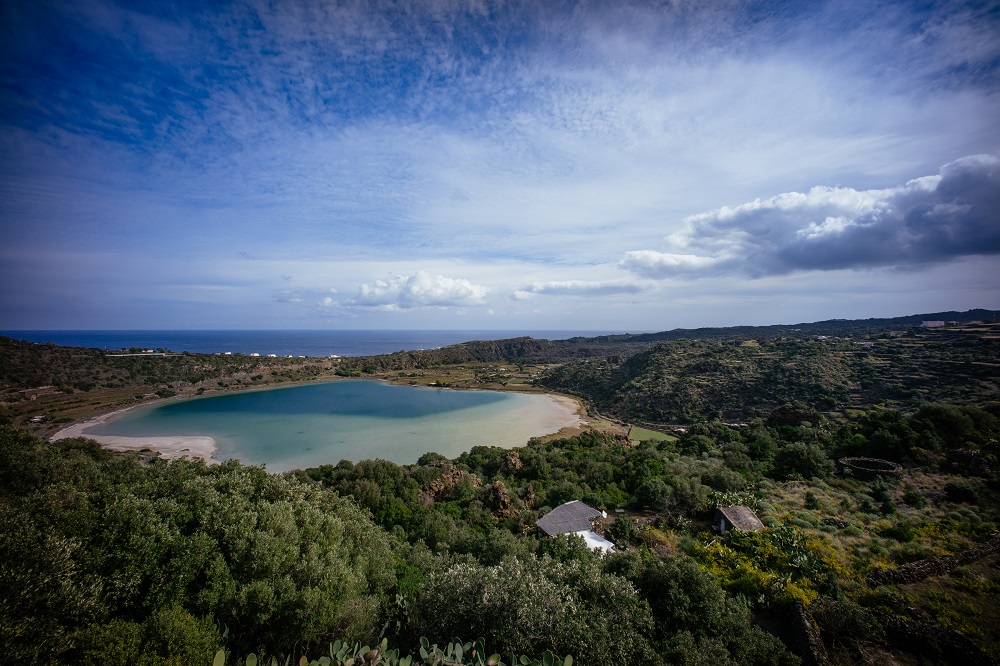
[772,441,834,480]
[632,478,673,512]
[607,515,638,546]
[890,542,934,564]
[902,485,927,508]
[414,556,655,663]
[944,481,979,503]
[878,520,916,543]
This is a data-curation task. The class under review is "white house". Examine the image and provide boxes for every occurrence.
[536,500,615,554]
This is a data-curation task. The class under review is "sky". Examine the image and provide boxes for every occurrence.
[1,0,998,331]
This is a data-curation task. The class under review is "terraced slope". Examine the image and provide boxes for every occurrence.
[541,325,1000,424]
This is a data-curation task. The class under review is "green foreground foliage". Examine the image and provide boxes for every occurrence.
[1,423,806,665]
[3,328,1000,665]
[4,393,1000,664]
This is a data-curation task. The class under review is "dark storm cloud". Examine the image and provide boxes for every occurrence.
[621,154,1000,279]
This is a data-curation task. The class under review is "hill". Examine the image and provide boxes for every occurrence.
[540,322,1000,424]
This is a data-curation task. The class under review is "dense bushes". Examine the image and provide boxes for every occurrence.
[606,553,799,666]
[0,427,396,662]
[2,390,998,663]
[414,557,656,664]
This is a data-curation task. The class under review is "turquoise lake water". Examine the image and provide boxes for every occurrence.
[88,380,578,471]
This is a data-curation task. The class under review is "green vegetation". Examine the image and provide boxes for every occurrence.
[541,324,1000,424]
[628,425,677,442]
[2,312,1000,664]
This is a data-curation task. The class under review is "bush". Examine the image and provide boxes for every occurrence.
[944,481,979,503]
[902,485,927,508]
[604,552,798,665]
[811,599,886,651]
[607,515,638,546]
[890,542,935,564]
[632,478,673,512]
[414,556,655,663]
[878,520,916,543]
[772,441,834,480]
[0,428,398,659]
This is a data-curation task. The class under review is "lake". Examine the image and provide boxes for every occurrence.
[86,380,580,471]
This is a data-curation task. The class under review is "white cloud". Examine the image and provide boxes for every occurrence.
[620,154,1000,279]
[351,271,488,310]
[617,252,720,277]
[513,279,651,299]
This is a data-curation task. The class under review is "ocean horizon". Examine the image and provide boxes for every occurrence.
[2,329,629,358]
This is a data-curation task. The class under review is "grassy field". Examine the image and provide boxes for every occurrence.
[628,425,678,442]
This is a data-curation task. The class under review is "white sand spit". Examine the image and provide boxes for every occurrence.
[51,408,217,463]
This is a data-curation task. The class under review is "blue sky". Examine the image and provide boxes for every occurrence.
[1,0,998,331]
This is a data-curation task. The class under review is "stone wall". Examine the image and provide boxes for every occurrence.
[868,609,995,666]
[791,601,831,666]
[867,531,1000,586]
[837,457,903,480]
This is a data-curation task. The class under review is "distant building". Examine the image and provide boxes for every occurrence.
[921,321,946,328]
[714,506,765,534]
[536,500,615,554]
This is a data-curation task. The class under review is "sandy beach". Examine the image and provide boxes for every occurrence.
[51,406,217,463]
[545,393,586,420]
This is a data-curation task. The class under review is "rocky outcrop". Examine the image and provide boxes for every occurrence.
[483,480,519,519]
[499,450,522,473]
[420,465,482,504]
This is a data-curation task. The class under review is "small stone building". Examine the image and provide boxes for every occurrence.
[715,505,765,534]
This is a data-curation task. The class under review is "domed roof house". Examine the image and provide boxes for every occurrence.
[536,500,615,554]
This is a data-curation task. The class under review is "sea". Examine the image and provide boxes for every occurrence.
[3,329,623,357]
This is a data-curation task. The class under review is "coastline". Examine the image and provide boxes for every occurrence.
[51,404,218,464]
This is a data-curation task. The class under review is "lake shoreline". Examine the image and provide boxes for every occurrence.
[50,379,591,469]
[51,405,218,463]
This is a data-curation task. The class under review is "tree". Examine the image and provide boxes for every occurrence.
[607,515,638,546]
[633,477,673,512]
[772,441,834,480]
[0,427,399,661]
[414,556,655,663]
[605,552,799,666]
